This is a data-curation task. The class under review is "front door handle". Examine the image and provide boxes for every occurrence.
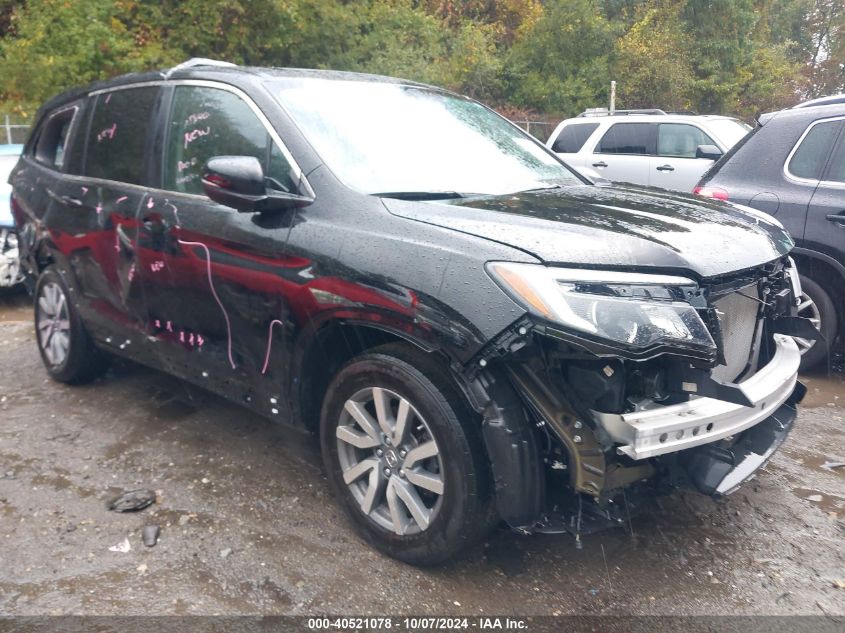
[656,164,675,172]
[592,161,608,168]
[46,188,83,208]
[826,213,845,226]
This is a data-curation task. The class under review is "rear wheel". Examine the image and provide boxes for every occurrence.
[795,274,837,371]
[320,343,492,565]
[34,266,109,383]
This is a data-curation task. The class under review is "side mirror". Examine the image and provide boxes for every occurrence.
[201,155,313,213]
[696,144,723,161]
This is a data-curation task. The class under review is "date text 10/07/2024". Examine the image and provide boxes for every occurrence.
[306,617,529,631]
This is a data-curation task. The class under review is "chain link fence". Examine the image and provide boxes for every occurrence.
[2,116,31,144]
[510,119,559,143]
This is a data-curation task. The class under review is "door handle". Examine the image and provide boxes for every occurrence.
[656,164,675,172]
[826,213,845,226]
[46,188,83,208]
[592,161,608,168]
[141,214,169,233]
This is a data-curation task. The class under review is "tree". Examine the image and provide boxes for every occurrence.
[612,1,695,111]
[504,0,614,115]
[0,0,153,115]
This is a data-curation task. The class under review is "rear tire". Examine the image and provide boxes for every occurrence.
[34,266,109,384]
[320,343,493,565]
[796,274,837,371]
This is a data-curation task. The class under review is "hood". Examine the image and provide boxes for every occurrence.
[383,184,793,279]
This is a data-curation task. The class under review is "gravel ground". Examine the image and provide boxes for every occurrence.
[0,289,843,618]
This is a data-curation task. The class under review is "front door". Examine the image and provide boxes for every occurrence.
[649,123,718,192]
[136,84,302,414]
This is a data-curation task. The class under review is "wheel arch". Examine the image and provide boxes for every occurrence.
[791,248,845,339]
[293,318,546,530]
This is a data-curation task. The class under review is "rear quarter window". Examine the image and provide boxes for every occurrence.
[33,106,79,171]
[551,123,599,153]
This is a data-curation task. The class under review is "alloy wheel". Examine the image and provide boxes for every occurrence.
[336,387,444,535]
[36,281,71,366]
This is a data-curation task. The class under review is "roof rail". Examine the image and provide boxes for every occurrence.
[166,58,237,78]
[577,108,668,117]
[793,94,845,109]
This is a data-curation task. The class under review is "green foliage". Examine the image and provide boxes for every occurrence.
[504,0,613,113]
[0,0,843,120]
[612,1,694,111]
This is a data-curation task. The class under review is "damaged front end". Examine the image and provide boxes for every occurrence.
[0,227,23,288]
[472,256,812,535]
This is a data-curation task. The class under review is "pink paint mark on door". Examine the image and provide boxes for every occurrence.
[176,239,236,369]
[261,320,285,375]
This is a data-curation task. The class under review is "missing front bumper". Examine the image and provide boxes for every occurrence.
[592,334,801,460]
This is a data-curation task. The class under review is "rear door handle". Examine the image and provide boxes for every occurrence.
[826,213,845,226]
[656,164,675,172]
[141,214,169,233]
[46,189,83,208]
[592,161,608,168]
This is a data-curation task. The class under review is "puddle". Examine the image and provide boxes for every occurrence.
[800,350,845,408]
[783,448,845,476]
[791,487,845,517]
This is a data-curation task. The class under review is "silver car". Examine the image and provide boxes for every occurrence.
[546,109,750,192]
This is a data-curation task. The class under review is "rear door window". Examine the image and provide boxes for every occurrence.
[787,119,843,181]
[85,87,160,185]
[163,85,295,195]
[551,123,599,153]
[597,123,655,155]
[657,123,717,158]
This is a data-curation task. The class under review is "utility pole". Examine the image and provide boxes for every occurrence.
[610,81,616,114]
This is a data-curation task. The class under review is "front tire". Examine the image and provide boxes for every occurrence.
[320,343,492,565]
[795,274,837,371]
[34,266,109,383]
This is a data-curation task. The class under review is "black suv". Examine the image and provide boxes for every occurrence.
[9,59,810,565]
[695,102,845,369]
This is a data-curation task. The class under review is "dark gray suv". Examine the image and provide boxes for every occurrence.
[695,102,845,369]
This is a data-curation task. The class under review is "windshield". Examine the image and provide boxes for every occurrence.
[268,79,583,196]
[707,119,752,149]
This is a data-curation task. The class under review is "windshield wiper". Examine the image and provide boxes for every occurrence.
[512,184,563,194]
[371,191,470,201]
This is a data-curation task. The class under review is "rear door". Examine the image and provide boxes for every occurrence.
[784,116,844,245]
[802,117,845,264]
[54,86,163,348]
[589,122,655,186]
[650,123,719,192]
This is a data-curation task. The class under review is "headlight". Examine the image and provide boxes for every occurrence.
[487,262,715,352]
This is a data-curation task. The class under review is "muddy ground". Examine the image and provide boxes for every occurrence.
[0,288,843,617]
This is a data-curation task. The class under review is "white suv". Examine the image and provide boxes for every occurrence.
[546,109,751,192]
